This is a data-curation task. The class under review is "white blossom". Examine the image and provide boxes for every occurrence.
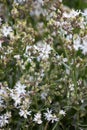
[59,110,66,116]
[81,36,87,55]
[1,26,13,37]
[73,35,82,51]
[14,0,26,3]
[34,41,52,60]
[41,92,48,100]
[44,108,58,123]
[14,81,26,95]
[0,112,11,127]
[33,112,42,124]
[0,17,2,25]
[19,109,31,118]
[63,9,80,19]
[10,92,21,107]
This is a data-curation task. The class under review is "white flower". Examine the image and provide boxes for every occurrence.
[19,109,31,118]
[0,40,2,48]
[63,58,68,63]
[0,115,8,127]
[14,55,20,60]
[34,41,52,60]
[5,112,11,119]
[82,9,87,16]
[50,114,59,123]
[59,110,66,116]
[44,108,58,123]
[10,82,27,107]
[14,81,26,95]
[63,9,80,19]
[33,112,42,124]
[10,92,21,107]
[0,112,11,127]
[66,34,72,41]
[14,0,26,3]
[81,36,87,55]
[73,35,82,51]
[1,26,13,37]
[41,92,47,100]
[0,17,2,25]
[44,108,53,121]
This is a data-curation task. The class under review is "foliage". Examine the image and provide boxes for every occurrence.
[0,0,87,130]
[63,0,87,9]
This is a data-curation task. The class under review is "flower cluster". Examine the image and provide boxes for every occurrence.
[0,0,87,130]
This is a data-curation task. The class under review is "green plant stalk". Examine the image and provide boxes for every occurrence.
[72,50,78,99]
[44,122,49,130]
[52,121,58,130]
[60,38,71,105]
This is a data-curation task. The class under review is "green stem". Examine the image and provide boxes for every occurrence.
[72,51,78,99]
[52,122,58,130]
[44,122,49,130]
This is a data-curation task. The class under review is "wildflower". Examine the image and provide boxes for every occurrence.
[33,112,42,124]
[81,36,87,55]
[0,112,11,127]
[14,55,20,60]
[82,9,87,16]
[44,108,58,123]
[14,81,26,95]
[19,109,31,119]
[1,25,13,37]
[34,41,52,60]
[0,40,3,48]
[0,17,2,25]
[10,92,22,107]
[41,92,48,100]
[63,9,80,19]
[14,0,26,3]
[73,35,82,51]
[5,111,11,119]
[0,115,9,127]
[59,110,66,116]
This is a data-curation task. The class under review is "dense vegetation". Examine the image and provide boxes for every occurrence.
[0,0,87,130]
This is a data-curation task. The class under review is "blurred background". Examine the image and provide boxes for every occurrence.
[63,0,87,10]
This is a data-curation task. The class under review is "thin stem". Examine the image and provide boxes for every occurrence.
[44,122,49,130]
[52,122,58,130]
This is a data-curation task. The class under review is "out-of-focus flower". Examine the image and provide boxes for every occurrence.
[44,108,58,123]
[0,17,2,25]
[33,112,42,124]
[14,81,26,95]
[1,25,13,37]
[10,92,22,107]
[73,35,82,51]
[0,40,3,48]
[34,41,52,60]
[82,9,87,16]
[81,36,87,55]
[14,0,26,4]
[0,112,11,128]
[19,109,31,118]
[14,55,20,60]
[41,92,48,100]
[59,110,66,116]
[63,9,80,19]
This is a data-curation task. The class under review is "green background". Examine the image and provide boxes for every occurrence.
[63,0,87,9]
